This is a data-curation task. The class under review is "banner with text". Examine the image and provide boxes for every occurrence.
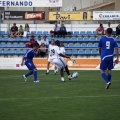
[4,11,45,20]
[93,11,120,20]
[0,0,62,7]
[49,11,91,21]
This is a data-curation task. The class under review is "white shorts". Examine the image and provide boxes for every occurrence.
[48,57,52,62]
[52,58,66,70]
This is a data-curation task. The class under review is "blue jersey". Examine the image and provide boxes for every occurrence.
[98,36,118,60]
[24,48,35,62]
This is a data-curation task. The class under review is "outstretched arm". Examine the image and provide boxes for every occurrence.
[59,53,70,59]
[21,56,25,66]
[115,48,119,63]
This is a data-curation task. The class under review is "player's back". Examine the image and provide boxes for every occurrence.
[99,36,118,59]
[24,48,35,62]
[60,47,66,55]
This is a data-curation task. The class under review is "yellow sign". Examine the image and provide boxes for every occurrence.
[49,11,91,20]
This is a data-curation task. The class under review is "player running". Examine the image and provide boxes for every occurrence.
[98,28,119,89]
[21,43,40,83]
[51,40,72,82]
[46,39,58,74]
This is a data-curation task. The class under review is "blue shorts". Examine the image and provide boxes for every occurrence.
[25,61,36,70]
[100,57,113,70]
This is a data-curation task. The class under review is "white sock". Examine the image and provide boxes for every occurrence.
[47,70,49,73]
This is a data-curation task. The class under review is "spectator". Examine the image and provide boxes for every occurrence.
[41,36,49,46]
[23,23,30,37]
[116,22,120,36]
[107,22,111,28]
[40,43,46,57]
[96,24,104,35]
[10,23,18,37]
[37,36,42,46]
[17,25,24,36]
[54,22,60,37]
[60,24,67,37]
[25,35,36,48]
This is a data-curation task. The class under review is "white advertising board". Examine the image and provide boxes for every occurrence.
[93,11,120,20]
[0,0,62,7]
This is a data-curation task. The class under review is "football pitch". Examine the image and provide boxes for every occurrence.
[0,70,120,120]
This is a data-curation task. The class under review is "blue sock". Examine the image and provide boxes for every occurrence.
[107,73,112,81]
[33,69,37,81]
[25,70,33,77]
[101,72,110,83]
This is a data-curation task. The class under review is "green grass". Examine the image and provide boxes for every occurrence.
[0,70,120,120]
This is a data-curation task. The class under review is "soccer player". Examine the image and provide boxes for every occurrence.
[46,39,58,74]
[21,43,40,83]
[98,28,119,89]
[51,40,72,82]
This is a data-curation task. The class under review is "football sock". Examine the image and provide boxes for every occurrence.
[47,69,49,73]
[25,70,33,77]
[107,73,112,81]
[33,69,37,81]
[101,72,110,83]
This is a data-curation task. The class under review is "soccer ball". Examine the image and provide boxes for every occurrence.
[72,72,79,78]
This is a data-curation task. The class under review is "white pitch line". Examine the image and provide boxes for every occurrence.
[0,94,120,101]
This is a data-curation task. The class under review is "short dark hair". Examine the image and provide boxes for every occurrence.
[100,24,103,27]
[106,28,113,35]
[55,40,60,47]
[33,42,39,47]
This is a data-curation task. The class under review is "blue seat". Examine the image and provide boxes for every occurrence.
[16,50,22,55]
[78,37,83,42]
[0,37,2,41]
[79,50,85,55]
[118,44,120,48]
[3,50,8,55]
[74,43,80,48]
[65,37,70,42]
[81,43,87,48]
[73,50,78,55]
[85,50,91,55]
[90,37,96,41]
[64,43,68,48]
[6,43,12,48]
[92,50,98,55]
[48,37,51,42]
[96,37,101,41]
[22,49,26,54]
[21,38,27,42]
[94,43,98,48]
[43,31,49,35]
[8,50,15,55]
[31,31,36,35]
[3,37,8,42]
[116,37,120,42]
[93,31,97,35]
[80,31,86,36]
[84,37,89,42]
[0,43,6,48]
[87,43,94,48]
[113,31,116,35]
[13,43,18,48]
[37,31,42,35]
[69,43,74,48]
[19,43,25,48]
[0,50,3,54]
[71,37,77,42]
[0,31,5,35]
[86,31,92,35]
[73,31,79,36]
[15,37,21,42]
[59,38,64,42]
[9,38,15,42]
[66,50,72,56]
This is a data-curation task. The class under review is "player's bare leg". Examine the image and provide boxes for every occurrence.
[54,65,58,74]
[46,62,50,74]
[60,68,65,82]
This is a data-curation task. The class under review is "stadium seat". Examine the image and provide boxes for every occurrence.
[71,37,77,42]
[85,50,91,55]
[19,43,25,48]
[0,31,5,35]
[21,37,28,42]
[8,50,15,55]
[90,37,96,41]
[87,43,94,48]
[3,37,8,42]
[22,49,26,54]
[72,50,78,55]
[31,31,36,35]
[66,50,72,56]
[43,31,49,36]
[16,50,22,55]
[14,37,21,42]
[0,43,5,48]
[59,38,64,42]
[6,43,12,48]
[92,50,98,55]
[80,31,86,36]
[9,38,15,42]
[0,50,3,54]
[116,37,120,42]
[74,43,80,48]
[47,37,51,42]
[79,50,85,55]
[93,31,97,36]
[69,43,74,48]
[94,43,98,48]
[81,43,87,48]
[37,31,42,35]
[78,37,83,42]
[113,31,116,35]
[3,50,8,55]
[73,31,79,36]
[13,43,19,48]
[84,37,89,42]
[65,37,70,42]
[86,31,92,36]
[96,37,101,41]
[64,43,68,48]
